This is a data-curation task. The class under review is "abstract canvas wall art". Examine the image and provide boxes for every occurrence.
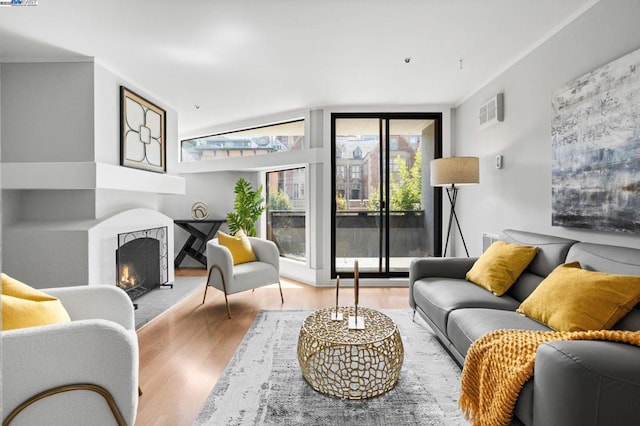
[551,47,640,233]
[121,87,166,173]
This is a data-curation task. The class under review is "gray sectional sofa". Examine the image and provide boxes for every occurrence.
[409,229,640,426]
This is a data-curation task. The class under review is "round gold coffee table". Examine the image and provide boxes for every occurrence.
[297,306,404,399]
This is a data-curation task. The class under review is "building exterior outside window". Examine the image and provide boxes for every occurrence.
[180,119,305,162]
[351,165,361,179]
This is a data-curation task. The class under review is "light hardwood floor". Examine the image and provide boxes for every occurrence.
[135,268,410,425]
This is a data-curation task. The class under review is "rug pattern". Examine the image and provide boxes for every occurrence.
[194,309,468,425]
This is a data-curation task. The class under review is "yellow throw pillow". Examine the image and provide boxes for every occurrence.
[517,262,640,332]
[217,230,257,265]
[2,273,71,331]
[466,241,538,296]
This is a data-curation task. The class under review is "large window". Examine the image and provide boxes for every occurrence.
[266,167,306,262]
[180,119,305,162]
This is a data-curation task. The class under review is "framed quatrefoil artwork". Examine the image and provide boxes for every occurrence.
[120,86,166,173]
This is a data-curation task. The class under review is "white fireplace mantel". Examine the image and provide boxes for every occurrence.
[3,208,176,288]
[1,162,185,194]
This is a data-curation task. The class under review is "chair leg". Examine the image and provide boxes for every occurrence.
[202,281,209,304]
[223,291,232,319]
[203,265,232,319]
[278,280,284,304]
[203,265,218,305]
[4,384,127,426]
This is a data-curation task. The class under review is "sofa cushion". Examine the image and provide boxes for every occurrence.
[505,271,545,303]
[446,308,551,358]
[566,242,640,276]
[413,278,519,335]
[614,309,640,331]
[517,262,640,331]
[231,261,278,294]
[500,229,577,277]
[466,241,538,296]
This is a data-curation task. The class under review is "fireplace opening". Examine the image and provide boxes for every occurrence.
[116,226,171,300]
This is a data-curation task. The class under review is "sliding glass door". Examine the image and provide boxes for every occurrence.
[331,113,442,278]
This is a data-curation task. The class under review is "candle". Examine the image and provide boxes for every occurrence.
[335,275,340,314]
[354,260,359,312]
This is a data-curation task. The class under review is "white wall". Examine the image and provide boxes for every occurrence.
[453,0,640,255]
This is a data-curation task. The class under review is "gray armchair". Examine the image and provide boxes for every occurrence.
[203,236,283,318]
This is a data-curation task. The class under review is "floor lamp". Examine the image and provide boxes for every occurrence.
[430,157,479,257]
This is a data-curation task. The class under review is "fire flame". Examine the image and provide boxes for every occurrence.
[120,265,136,288]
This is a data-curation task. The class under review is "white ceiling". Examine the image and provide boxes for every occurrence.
[0,0,597,135]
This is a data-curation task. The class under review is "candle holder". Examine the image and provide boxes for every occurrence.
[330,275,343,321]
[348,260,365,329]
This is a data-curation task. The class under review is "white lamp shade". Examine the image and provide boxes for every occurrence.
[430,157,479,187]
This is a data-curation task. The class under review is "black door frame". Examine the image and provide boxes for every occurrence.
[330,112,443,279]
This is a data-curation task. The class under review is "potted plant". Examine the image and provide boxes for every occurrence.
[227,177,265,237]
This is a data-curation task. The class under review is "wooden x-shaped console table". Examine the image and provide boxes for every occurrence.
[174,219,226,268]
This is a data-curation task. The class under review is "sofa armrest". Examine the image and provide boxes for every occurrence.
[206,239,234,290]
[44,285,135,330]
[2,319,138,425]
[409,257,477,309]
[532,340,640,426]
[249,237,280,275]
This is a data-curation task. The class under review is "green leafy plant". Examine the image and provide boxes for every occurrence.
[268,190,293,211]
[227,178,265,236]
[390,151,422,211]
[368,152,422,211]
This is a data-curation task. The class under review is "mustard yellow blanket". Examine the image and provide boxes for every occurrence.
[459,329,640,426]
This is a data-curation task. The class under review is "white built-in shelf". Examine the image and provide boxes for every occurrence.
[1,162,186,194]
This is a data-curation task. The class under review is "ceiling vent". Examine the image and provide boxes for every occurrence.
[479,93,504,129]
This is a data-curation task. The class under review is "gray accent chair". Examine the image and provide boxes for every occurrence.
[203,236,283,318]
[409,229,640,426]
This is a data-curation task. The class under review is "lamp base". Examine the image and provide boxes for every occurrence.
[444,185,470,257]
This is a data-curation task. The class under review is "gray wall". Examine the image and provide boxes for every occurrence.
[453,0,640,255]
[1,62,95,162]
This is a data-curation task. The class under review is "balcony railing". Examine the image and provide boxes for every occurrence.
[267,210,431,267]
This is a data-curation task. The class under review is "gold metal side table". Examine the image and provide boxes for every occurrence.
[297,306,404,400]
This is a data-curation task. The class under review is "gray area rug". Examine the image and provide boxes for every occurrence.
[194,309,468,425]
[134,276,203,329]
